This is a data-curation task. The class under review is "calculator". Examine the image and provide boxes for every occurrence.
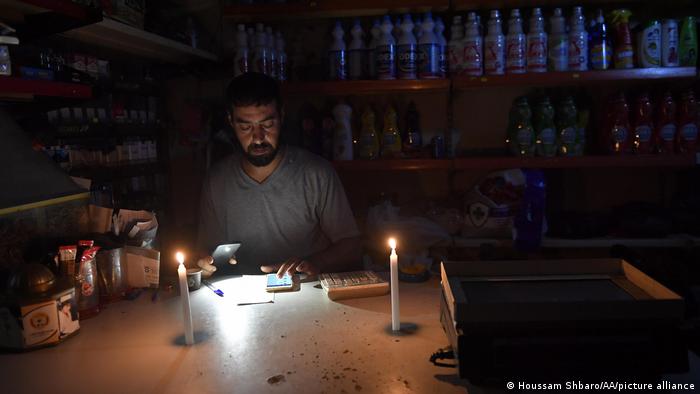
[319,271,389,301]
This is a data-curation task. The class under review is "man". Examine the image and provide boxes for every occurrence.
[196,72,361,278]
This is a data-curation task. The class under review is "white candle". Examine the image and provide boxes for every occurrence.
[176,252,194,345]
[389,238,400,331]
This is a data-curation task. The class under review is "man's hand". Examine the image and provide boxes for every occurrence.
[260,257,319,278]
[197,256,216,279]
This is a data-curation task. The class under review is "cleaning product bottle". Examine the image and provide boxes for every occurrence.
[506,96,535,156]
[381,105,402,158]
[548,8,568,71]
[368,19,381,79]
[358,106,380,159]
[252,23,269,74]
[414,15,423,41]
[348,19,366,80]
[266,26,277,78]
[679,16,698,67]
[506,9,526,74]
[590,9,612,70]
[435,17,447,78]
[632,92,654,154]
[275,31,287,81]
[534,96,557,157]
[610,9,634,69]
[656,91,677,154]
[568,6,588,71]
[376,15,397,80]
[601,93,631,154]
[418,12,440,79]
[393,16,402,42]
[397,14,418,80]
[637,20,661,68]
[556,96,578,156]
[332,101,353,160]
[233,24,249,77]
[403,101,422,155]
[462,12,483,76]
[677,89,698,153]
[329,21,347,80]
[484,10,505,75]
[247,26,255,52]
[527,8,547,73]
[448,15,464,76]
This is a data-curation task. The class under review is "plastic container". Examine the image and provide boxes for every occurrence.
[568,6,588,71]
[397,14,418,80]
[590,10,612,70]
[527,8,547,73]
[348,19,366,80]
[435,17,447,78]
[376,16,397,80]
[637,20,661,68]
[611,9,634,69]
[448,15,464,76]
[462,12,483,76]
[233,24,249,76]
[418,12,441,79]
[329,21,347,80]
[367,19,381,79]
[484,10,505,75]
[548,8,568,71]
[506,9,526,74]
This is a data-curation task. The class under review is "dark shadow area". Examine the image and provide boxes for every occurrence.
[172,330,209,346]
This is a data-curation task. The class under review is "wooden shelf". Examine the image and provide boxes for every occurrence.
[446,235,700,248]
[453,67,698,90]
[0,76,92,100]
[283,79,449,95]
[223,0,449,21]
[334,159,452,171]
[0,0,92,22]
[453,0,637,10]
[61,18,218,64]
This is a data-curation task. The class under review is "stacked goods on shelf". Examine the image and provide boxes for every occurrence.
[232,22,287,80]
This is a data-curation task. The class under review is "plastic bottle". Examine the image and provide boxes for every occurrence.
[655,91,676,154]
[329,21,347,80]
[448,15,464,77]
[462,12,483,76]
[568,7,588,71]
[275,31,287,81]
[332,102,353,160]
[247,27,255,51]
[348,19,366,80]
[435,17,447,78]
[484,10,505,75]
[252,23,269,74]
[397,14,418,80]
[601,93,631,154]
[403,101,422,156]
[590,10,612,70]
[381,105,402,157]
[367,19,381,79]
[513,169,546,253]
[418,12,441,79]
[393,16,402,42]
[414,16,423,42]
[662,19,680,67]
[677,89,698,153]
[534,96,557,157]
[610,9,634,69]
[556,96,578,156]
[358,106,380,159]
[506,9,526,74]
[637,20,661,68]
[632,92,654,154]
[233,24,249,77]
[266,26,277,78]
[679,16,698,67]
[527,8,547,73]
[548,8,568,71]
[507,97,535,156]
[576,97,590,156]
[376,16,397,80]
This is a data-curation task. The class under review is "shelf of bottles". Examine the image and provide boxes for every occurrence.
[0,76,92,99]
[333,159,452,171]
[452,0,639,11]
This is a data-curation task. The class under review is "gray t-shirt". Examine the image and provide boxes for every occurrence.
[197,146,360,274]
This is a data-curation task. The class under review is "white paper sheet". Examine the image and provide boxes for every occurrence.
[213,275,274,305]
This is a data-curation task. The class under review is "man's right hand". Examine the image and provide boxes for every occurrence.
[197,256,216,278]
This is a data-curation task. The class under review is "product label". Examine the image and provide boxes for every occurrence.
[329,50,347,80]
[397,44,417,79]
[660,123,676,141]
[560,126,577,144]
[527,35,547,72]
[612,126,628,144]
[539,128,556,145]
[516,128,533,145]
[568,34,588,70]
[548,38,568,71]
[591,43,612,70]
[359,134,378,159]
[438,46,447,77]
[635,125,652,142]
[375,45,396,80]
[506,35,526,73]
[448,44,462,74]
[662,23,679,66]
[681,123,698,141]
[641,25,661,67]
[462,38,482,75]
[614,46,635,68]
[418,43,440,78]
[484,37,504,75]
[382,133,400,154]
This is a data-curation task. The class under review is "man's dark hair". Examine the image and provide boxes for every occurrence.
[225,72,282,114]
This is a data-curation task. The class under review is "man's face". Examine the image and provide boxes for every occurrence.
[229,103,281,167]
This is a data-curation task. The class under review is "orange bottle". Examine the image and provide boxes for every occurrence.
[676,89,698,153]
[655,91,677,154]
[601,93,631,154]
[632,92,653,154]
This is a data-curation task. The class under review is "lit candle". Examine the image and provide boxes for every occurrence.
[389,238,400,331]
[176,252,194,345]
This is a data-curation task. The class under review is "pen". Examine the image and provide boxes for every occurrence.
[203,280,224,297]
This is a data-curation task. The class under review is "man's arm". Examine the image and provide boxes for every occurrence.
[261,236,362,278]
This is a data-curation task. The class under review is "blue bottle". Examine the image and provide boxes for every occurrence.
[513,169,546,252]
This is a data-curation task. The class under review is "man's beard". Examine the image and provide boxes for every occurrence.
[245,142,279,167]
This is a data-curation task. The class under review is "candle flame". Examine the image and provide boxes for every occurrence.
[175,251,185,265]
[388,238,396,249]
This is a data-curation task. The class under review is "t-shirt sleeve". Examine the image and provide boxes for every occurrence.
[317,167,360,243]
[197,174,227,255]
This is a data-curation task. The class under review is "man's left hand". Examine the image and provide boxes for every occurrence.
[260,257,319,278]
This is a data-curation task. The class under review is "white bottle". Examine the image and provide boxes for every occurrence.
[393,16,402,42]
[484,10,505,75]
[376,15,397,80]
[435,17,447,78]
[329,21,347,80]
[252,23,269,74]
[527,8,548,73]
[348,19,366,80]
[568,6,588,71]
[548,8,568,71]
[275,31,287,81]
[397,14,417,80]
[448,15,464,76]
[247,27,255,51]
[506,9,526,74]
[418,12,440,79]
[233,24,249,77]
[462,12,482,76]
[332,102,353,161]
[414,16,423,41]
[368,19,381,79]
[266,26,277,78]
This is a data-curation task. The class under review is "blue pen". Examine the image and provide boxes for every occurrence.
[202,280,224,297]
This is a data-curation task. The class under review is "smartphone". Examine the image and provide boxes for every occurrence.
[265,273,294,292]
[212,243,241,266]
